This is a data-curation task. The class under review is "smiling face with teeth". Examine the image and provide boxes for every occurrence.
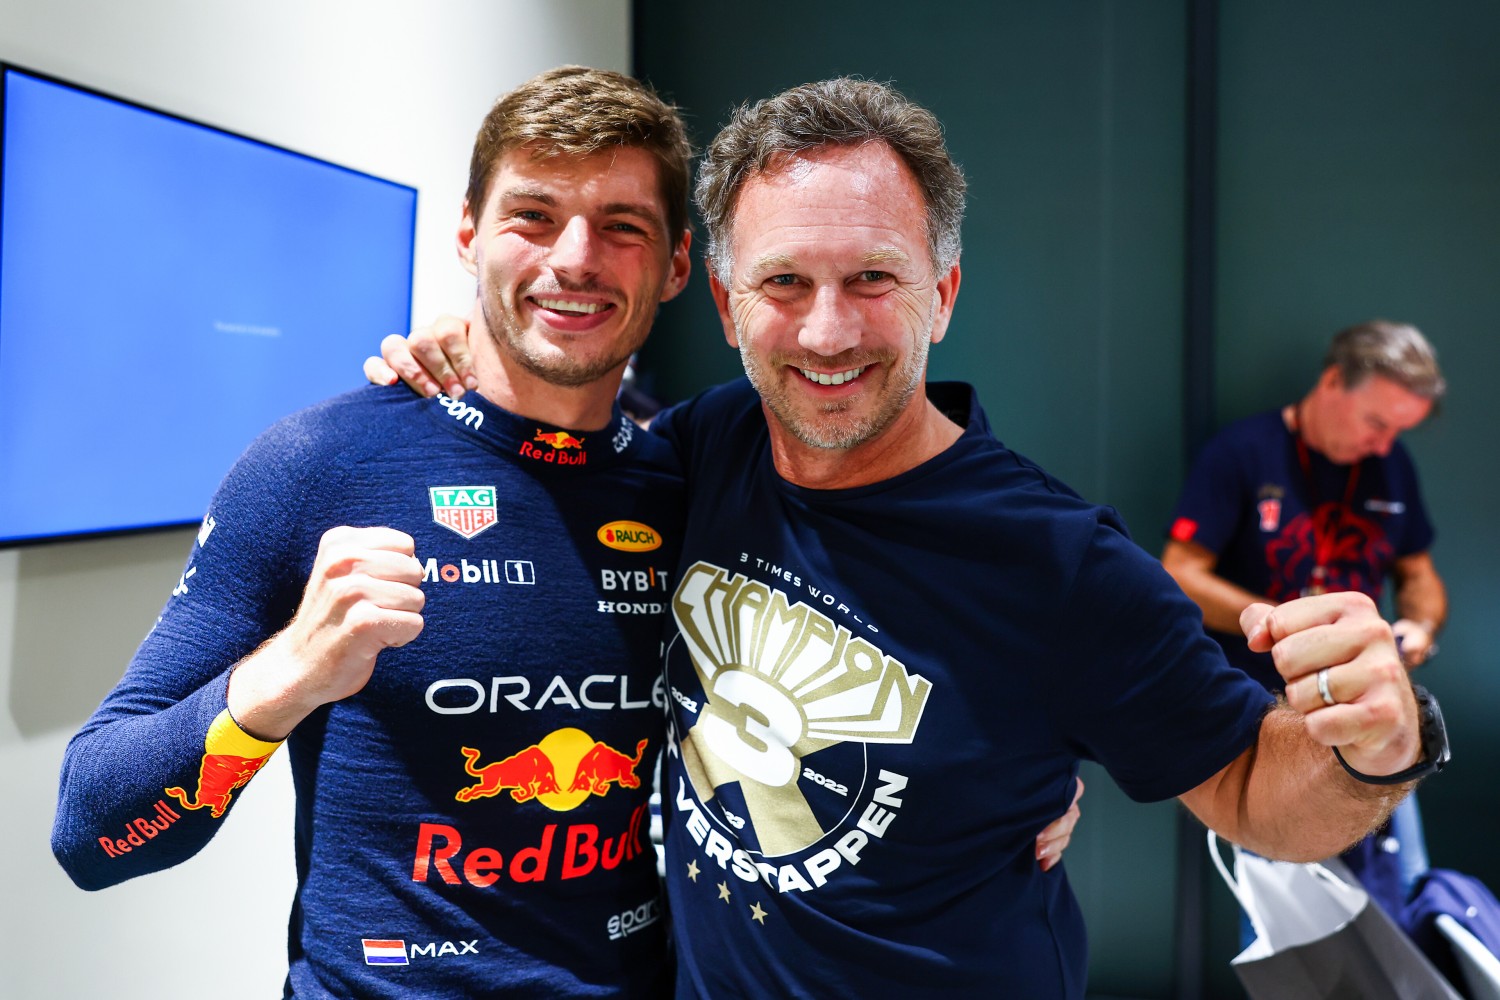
[710,142,961,480]
[459,145,690,401]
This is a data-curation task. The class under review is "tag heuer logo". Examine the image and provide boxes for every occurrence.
[430,486,498,539]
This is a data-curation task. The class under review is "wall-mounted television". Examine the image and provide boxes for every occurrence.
[0,64,417,546]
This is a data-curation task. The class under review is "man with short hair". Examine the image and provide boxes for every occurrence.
[1163,320,1447,684]
[375,79,1440,998]
[1162,319,1449,916]
[53,66,694,998]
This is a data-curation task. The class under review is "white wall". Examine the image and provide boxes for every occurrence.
[0,2,629,996]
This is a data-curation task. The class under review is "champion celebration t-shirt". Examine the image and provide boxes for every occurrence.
[651,379,1273,999]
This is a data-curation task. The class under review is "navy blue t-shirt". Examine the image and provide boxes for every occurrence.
[53,385,682,998]
[1167,410,1434,688]
[652,379,1272,999]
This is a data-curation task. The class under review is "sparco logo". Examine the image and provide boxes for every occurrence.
[608,898,661,940]
[436,393,483,429]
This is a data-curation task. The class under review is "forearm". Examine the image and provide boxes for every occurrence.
[226,634,325,742]
[1396,573,1447,636]
[52,671,281,890]
[1181,706,1409,861]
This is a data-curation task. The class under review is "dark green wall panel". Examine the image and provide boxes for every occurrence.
[1216,0,1500,922]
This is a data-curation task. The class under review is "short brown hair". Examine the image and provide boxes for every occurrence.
[1324,320,1446,401]
[465,66,693,240]
[695,77,966,281]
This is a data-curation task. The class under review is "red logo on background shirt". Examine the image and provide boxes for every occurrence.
[1169,517,1198,542]
[1257,498,1282,532]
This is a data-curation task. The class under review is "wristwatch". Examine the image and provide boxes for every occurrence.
[1333,683,1451,785]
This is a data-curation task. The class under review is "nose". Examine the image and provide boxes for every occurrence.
[797,285,861,357]
[550,215,601,282]
[1370,431,1398,458]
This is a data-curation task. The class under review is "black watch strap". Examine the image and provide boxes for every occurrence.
[1333,683,1451,785]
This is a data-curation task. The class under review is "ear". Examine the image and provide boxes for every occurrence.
[927,260,962,345]
[658,230,692,304]
[708,265,739,347]
[1319,365,1344,393]
[456,200,479,276]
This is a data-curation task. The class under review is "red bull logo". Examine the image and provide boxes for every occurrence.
[455,746,560,803]
[454,729,646,812]
[518,431,587,466]
[570,739,648,795]
[596,520,661,552]
[164,710,280,819]
[533,429,585,449]
[97,800,182,858]
[412,803,650,887]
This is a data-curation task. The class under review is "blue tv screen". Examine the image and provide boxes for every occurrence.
[0,65,417,545]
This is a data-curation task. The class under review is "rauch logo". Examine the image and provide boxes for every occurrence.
[597,521,660,552]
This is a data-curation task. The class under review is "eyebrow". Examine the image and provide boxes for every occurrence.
[496,188,665,232]
[745,246,915,277]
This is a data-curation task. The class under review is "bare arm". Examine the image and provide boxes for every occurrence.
[1177,592,1420,860]
[1160,538,1271,634]
[1390,551,1447,668]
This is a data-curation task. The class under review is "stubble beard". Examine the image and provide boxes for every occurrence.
[479,286,646,390]
[739,332,930,451]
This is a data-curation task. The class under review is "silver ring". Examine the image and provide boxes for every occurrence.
[1317,667,1336,707]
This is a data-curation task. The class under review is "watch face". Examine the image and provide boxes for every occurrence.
[1416,686,1452,774]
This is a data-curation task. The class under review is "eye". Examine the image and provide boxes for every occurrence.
[858,270,891,282]
[607,221,646,234]
[768,274,798,286]
[514,209,548,222]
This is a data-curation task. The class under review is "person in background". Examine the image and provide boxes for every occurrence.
[371,81,1444,997]
[1163,319,1447,913]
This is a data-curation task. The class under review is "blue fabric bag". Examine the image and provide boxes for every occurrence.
[1403,869,1500,990]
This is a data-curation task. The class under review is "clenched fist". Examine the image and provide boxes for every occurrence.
[227,526,425,740]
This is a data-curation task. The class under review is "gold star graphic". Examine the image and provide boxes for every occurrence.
[686,860,700,882]
[717,881,732,902]
[749,902,768,925]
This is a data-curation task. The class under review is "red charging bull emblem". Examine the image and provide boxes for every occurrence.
[534,430,584,450]
[165,710,281,819]
[455,729,647,812]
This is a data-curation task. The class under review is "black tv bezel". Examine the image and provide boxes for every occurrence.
[0,61,419,549]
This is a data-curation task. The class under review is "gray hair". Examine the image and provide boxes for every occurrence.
[1324,320,1446,401]
[694,77,966,283]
